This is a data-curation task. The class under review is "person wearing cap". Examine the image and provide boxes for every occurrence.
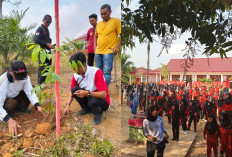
[0,61,43,135]
[34,14,54,85]
[62,52,110,125]
[85,14,98,66]
[94,4,121,87]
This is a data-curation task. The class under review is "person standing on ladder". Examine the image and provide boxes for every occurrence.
[34,14,55,85]
[94,4,121,87]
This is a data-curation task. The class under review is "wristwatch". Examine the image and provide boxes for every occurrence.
[87,90,91,97]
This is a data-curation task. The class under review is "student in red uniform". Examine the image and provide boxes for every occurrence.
[220,112,232,157]
[188,100,198,132]
[217,96,224,124]
[224,93,232,122]
[199,95,204,120]
[215,84,220,95]
[180,96,189,134]
[62,52,110,125]
[171,101,180,141]
[203,114,221,157]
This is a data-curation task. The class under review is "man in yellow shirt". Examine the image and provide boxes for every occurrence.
[94,4,121,87]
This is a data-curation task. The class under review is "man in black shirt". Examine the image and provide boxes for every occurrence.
[34,14,54,85]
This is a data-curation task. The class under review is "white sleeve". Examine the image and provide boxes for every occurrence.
[23,76,39,106]
[142,119,149,137]
[0,80,9,121]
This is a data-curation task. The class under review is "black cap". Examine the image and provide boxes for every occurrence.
[11,61,28,80]
[43,14,52,23]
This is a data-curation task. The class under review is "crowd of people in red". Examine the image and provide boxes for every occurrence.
[123,82,232,157]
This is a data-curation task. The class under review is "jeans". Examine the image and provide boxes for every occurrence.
[95,53,114,87]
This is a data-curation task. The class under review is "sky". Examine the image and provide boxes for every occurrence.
[2,0,121,42]
[124,0,232,70]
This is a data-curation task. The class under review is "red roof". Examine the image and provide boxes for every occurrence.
[167,57,232,72]
[130,67,158,75]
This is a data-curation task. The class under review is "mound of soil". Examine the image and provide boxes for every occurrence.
[34,122,52,135]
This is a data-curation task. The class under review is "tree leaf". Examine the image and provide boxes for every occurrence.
[45,74,52,83]
[40,50,47,64]
[31,45,40,62]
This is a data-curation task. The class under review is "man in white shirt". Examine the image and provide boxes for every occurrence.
[0,61,43,135]
[62,52,110,125]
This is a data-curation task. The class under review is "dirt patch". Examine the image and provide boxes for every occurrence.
[34,122,52,135]
[23,138,33,148]
[3,153,13,157]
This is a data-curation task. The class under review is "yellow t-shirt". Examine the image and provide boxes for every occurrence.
[95,18,121,54]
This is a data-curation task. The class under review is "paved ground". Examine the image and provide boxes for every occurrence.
[121,105,197,157]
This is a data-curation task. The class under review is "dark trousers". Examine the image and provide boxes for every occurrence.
[207,144,217,157]
[71,86,109,115]
[38,51,52,85]
[167,112,171,123]
[3,91,30,116]
[147,139,166,157]
[181,115,187,131]
[188,115,197,131]
[87,53,95,66]
[172,120,179,140]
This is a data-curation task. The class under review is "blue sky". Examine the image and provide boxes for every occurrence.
[2,0,121,42]
[124,0,232,69]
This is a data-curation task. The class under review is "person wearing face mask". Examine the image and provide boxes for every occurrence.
[34,14,54,85]
[143,105,169,157]
[0,61,43,136]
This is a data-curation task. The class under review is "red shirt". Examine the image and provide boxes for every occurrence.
[85,27,95,53]
[203,126,221,146]
[220,126,232,155]
[216,87,219,93]
[70,67,110,105]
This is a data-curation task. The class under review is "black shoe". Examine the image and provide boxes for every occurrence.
[171,138,176,140]
[194,130,197,132]
[175,139,179,141]
[17,108,32,113]
[76,109,91,116]
[92,112,104,125]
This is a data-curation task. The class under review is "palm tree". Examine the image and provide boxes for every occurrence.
[121,52,135,83]
[0,8,36,73]
[160,64,170,82]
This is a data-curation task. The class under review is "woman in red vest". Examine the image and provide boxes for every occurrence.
[203,114,221,157]
[220,112,232,157]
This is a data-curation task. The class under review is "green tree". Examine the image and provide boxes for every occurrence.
[160,64,170,81]
[122,0,232,58]
[121,52,135,83]
[0,8,36,72]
